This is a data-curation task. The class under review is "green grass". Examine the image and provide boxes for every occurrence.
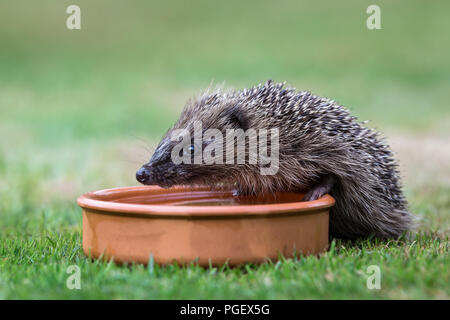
[1,234,448,299]
[0,0,449,299]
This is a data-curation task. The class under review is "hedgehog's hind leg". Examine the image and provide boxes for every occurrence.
[303,174,336,201]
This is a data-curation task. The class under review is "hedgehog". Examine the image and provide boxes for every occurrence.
[136,80,414,240]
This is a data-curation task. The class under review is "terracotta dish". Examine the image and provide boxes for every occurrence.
[77,186,335,266]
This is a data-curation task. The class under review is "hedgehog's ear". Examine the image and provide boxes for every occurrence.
[225,105,250,131]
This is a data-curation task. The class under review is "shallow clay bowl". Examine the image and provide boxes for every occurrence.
[77,186,335,267]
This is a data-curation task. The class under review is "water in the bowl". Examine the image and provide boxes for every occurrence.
[113,190,304,206]
[173,199,240,206]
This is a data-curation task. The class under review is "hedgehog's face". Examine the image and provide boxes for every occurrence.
[136,137,184,188]
[136,103,256,188]
[136,135,222,188]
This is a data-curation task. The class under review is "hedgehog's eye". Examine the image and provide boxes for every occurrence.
[179,145,194,158]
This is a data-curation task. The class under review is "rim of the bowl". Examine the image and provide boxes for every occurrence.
[77,186,335,217]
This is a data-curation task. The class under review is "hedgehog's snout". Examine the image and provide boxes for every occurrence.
[136,161,179,187]
[136,166,152,184]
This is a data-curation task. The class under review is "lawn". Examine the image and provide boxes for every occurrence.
[0,0,449,299]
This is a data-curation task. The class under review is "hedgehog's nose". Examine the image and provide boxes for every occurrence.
[136,167,151,184]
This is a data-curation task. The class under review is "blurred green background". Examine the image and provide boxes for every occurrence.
[0,0,448,299]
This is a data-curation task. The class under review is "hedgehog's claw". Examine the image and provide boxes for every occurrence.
[303,175,336,201]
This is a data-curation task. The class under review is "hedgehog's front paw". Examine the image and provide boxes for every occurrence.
[232,188,253,197]
[303,187,328,201]
[303,175,336,201]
